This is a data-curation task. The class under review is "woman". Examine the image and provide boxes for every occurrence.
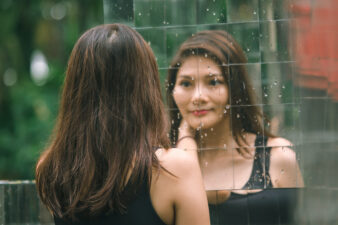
[35,24,210,225]
[167,30,304,225]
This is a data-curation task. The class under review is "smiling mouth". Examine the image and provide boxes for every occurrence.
[192,110,209,116]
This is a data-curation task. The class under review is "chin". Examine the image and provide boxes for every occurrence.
[188,118,219,130]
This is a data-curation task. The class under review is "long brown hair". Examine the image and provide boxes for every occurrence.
[36,24,170,220]
[167,30,273,151]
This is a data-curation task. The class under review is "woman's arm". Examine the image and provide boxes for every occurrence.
[176,119,198,158]
[152,148,210,225]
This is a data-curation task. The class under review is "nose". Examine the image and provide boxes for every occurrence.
[191,84,207,106]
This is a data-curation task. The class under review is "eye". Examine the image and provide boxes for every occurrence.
[209,78,223,86]
[179,80,192,87]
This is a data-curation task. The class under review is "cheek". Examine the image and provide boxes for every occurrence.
[213,87,229,106]
[173,87,190,111]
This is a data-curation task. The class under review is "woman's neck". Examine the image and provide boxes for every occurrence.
[198,116,235,150]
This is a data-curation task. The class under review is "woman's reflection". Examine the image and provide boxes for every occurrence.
[166,30,304,225]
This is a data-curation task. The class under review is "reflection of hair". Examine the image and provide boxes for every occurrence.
[167,30,273,151]
[36,24,170,220]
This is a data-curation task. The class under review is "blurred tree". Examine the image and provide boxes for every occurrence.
[0,0,103,179]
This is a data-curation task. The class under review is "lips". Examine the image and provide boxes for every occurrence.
[192,110,209,116]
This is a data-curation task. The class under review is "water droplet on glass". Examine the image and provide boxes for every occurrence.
[246,48,250,52]
[213,12,216,16]
[138,12,142,16]
[204,53,208,58]
[259,178,263,182]
[204,133,208,137]
[206,8,209,11]
[171,120,174,124]
[273,81,278,86]
[210,128,214,131]
[253,11,257,15]
[282,85,285,89]
[236,113,240,118]
[278,94,282,98]
[264,93,268,97]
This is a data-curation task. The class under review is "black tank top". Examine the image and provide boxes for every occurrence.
[54,174,166,225]
[209,136,299,225]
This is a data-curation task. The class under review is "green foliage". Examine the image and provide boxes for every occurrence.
[0,0,103,179]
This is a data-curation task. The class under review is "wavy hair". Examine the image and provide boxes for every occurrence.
[36,24,170,220]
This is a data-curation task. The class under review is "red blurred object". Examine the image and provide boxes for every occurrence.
[290,0,338,100]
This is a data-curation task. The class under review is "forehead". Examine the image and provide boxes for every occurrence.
[177,56,222,77]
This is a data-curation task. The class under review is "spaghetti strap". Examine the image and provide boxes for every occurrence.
[242,136,273,189]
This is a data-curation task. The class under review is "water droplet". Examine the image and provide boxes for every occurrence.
[204,133,208,137]
[278,94,282,98]
[267,122,270,127]
[213,12,216,16]
[273,81,278,86]
[264,93,268,97]
[282,85,285,89]
[138,12,142,16]
[210,128,214,131]
[259,178,263,182]
[246,48,250,52]
[171,120,174,124]
[206,8,209,11]
[253,11,257,15]
[204,53,208,58]
[236,113,240,118]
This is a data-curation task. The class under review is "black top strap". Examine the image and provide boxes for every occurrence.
[242,136,272,189]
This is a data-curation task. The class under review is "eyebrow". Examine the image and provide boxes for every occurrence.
[176,75,194,80]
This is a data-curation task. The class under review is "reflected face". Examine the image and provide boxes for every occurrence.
[173,56,228,130]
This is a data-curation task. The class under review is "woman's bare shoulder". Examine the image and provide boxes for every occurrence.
[155,148,199,176]
[267,137,296,165]
[267,137,304,187]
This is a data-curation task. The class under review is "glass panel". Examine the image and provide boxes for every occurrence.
[137,28,167,68]
[134,0,165,27]
[226,0,259,22]
[165,0,197,26]
[103,0,134,25]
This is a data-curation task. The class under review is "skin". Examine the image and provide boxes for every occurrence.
[151,148,210,225]
[173,56,229,132]
[173,56,304,203]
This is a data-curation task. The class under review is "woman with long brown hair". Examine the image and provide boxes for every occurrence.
[35,24,210,225]
[167,30,304,225]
